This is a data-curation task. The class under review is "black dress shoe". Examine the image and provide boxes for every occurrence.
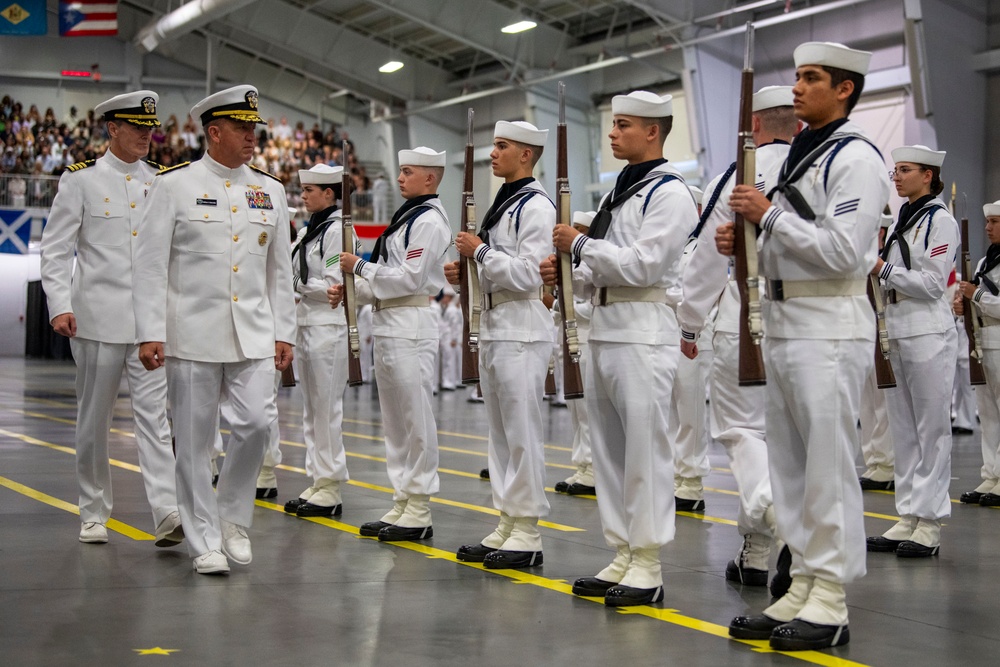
[296,502,343,518]
[895,540,939,558]
[566,483,597,496]
[479,468,490,480]
[859,477,895,491]
[604,583,664,607]
[359,520,391,537]
[456,543,496,563]
[769,619,850,651]
[960,490,984,504]
[284,498,306,513]
[866,535,904,552]
[952,425,975,435]
[255,487,277,499]
[554,480,570,493]
[980,493,1000,507]
[571,576,618,597]
[769,545,791,598]
[725,560,768,586]
[482,549,542,569]
[675,497,705,512]
[378,524,433,542]
[729,614,785,640]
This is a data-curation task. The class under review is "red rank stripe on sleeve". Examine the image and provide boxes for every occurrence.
[929,244,949,259]
[406,248,423,261]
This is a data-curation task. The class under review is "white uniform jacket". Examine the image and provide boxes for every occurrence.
[757,121,890,340]
[570,162,698,345]
[40,152,163,343]
[353,197,450,341]
[293,210,362,327]
[878,199,959,339]
[677,142,790,338]
[973,254,1000,350]
[474,180,555,343]
[133,154,297,361]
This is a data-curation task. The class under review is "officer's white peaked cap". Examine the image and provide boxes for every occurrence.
[191,85,265,127]
[398,147,446,167]
[95,90,161,127]
[612,91,672,118]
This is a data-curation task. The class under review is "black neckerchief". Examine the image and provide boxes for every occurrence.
[293,205,338,283]
[781,118,848,181]
[588,158,668,240]
[880,194,938,269]
[477,177,535,244]
[372,194,437,262]
[976,244,1000,295]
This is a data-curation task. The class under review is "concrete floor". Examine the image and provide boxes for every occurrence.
[1,356,997,667]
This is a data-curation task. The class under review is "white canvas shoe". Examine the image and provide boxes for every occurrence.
[193,550,230,575]
[221,520,252,564]
[79,522,108,544]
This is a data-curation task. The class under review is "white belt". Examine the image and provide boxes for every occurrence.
[483,289,541,311]
[373,295,428,312]
[592,286,667,307]
[767,278,867,301]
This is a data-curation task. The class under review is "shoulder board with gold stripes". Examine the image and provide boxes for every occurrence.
[249,164,282,183]
[145,159,167,172]
[66,160,96,172]
[156,161,192,176]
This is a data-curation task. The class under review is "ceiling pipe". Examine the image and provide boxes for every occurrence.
[134,0,260,53]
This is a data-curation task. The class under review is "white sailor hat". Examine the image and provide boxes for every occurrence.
[494,120,548,147]
[752,86,794,112]
[881,206,893,229]
[298,164,344,185]
[891,145,946,168]
[984,201,1000,218]
[793,42,872,75]
[612,91,672,118]
[398,146,446,167]
[95,90,161,127]
[688,186,704,206]
[572,210,597,228]
[191,85,265,127]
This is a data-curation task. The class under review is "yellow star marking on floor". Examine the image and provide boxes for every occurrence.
[257,500,872,667]
[133,647,179,655]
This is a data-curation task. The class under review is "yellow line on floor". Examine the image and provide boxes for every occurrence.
[254,499,871,667]
[0,427,142,473]
[0,474,154,541]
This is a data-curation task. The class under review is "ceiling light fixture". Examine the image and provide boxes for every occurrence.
[501,20,537,34]
[379,60,404,73]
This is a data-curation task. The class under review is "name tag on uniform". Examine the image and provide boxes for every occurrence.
[196,198,217,206]
[246,188,273,210]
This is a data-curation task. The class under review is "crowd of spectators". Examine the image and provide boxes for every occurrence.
[1,95,383,219]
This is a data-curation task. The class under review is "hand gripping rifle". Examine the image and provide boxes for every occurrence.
[958,186,987,385]
[555,82,584,399]
[341,143,364,387]
[733,22,766,386]
[459,108,482,385]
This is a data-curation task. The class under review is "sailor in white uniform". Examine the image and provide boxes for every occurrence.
[723,43,890,650]
[332,147,451,542]
[133,85,297,575]
[40,90,182,548]
[448,120,555,569]
[544,91,698,606]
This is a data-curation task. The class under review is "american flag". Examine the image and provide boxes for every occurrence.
[60,0,117,37]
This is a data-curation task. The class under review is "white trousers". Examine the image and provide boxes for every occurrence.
[710,332,772,536]
[860,369,894,475]
[215,372,282,469]
[440,336,459,388]
[481,340,551,518]
[70,338,177,528]
[298,324,350,485]
[671,349,712,479]
[765,337,869,584]
[952,319,978,430]
[568,341,592,467]
[976,349,1000,482]
[374,336,440,500]
[589,340,678,549]
[885,330,956,521]
[168,357,276,557]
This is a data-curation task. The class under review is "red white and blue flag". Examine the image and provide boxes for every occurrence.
[60,0,117,36]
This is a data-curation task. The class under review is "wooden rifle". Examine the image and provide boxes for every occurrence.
[555,82,584,399]
[867,275,896,388]
[280,363,297,387]
[733,22,766,386]
[458,108,482,385]
[957,184,987,385]
[342,143,363,387]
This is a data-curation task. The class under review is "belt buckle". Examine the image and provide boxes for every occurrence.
[483,293,493,311]
[770,280,784,302]
[598,288,608,306]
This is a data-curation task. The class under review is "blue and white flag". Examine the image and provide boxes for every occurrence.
[0,0,47,35]
[0,210,33,254]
